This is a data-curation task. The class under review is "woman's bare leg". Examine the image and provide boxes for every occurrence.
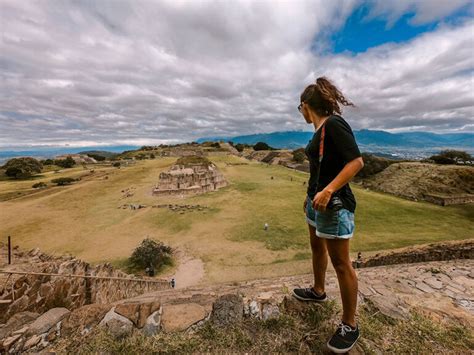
[308,224,328,294]
[325,238,358,327]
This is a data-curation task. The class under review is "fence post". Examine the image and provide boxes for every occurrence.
[8,235,11,265]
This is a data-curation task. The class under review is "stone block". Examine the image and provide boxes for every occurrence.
[115,301,161,328]
[210,294,244,327]
[61,303,111,337]
[23,334,41,350]
[99,307,134,339]
[365,295,410,320]
[161,303,207,332]
[2,334,22,352]
[26,307,70,336]
[141,310,162,336]
[262,304,280,320]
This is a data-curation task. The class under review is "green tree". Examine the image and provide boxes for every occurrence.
[254,142,273,151]
[434,150,472,165]
[129,238,173,272]
[3,157,43,179]
[54,156,76,168]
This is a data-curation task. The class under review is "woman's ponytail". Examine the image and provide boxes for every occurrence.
[300,77,354,116]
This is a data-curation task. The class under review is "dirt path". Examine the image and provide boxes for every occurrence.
[170,250,205,289]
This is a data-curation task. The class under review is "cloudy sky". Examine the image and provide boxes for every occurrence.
[1,0,473,148]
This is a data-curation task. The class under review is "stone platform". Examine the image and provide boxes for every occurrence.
[122,259,473,329]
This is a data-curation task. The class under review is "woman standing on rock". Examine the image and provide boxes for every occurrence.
[293,77,364,353]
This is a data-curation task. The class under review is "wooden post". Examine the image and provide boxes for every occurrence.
[7,236,11,265]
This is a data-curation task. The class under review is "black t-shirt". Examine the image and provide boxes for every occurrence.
[304,114,362,213]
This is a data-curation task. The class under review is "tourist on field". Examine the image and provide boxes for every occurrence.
[293,77,364,353]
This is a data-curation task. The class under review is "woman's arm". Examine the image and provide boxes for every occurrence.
[312,156,364,211]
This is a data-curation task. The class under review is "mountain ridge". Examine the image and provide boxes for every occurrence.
[197,129,473,149]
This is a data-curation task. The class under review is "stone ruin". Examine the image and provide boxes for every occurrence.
[157,147,207,157]
[152,156,228,196]
[0,244,170,325]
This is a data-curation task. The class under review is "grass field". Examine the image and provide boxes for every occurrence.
[0,154,472,284]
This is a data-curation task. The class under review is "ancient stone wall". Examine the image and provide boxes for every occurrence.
[422,193,474,206]
[158,148,207,157]
[355,240,473,268]
[0,245,170,323]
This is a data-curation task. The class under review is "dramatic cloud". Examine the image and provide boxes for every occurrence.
[0,0,472,147]
[317,20,474,132]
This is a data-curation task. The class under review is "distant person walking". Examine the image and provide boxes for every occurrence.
[293,77,364,353]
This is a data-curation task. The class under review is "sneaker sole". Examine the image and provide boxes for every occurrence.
[292,290,328,302]
[326,334,360,354]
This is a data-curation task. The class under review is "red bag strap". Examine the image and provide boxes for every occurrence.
[314,119,328,192]
[318,123,325,163]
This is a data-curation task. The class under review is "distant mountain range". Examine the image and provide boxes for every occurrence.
[0,145,140,165]
[197,129,474,159]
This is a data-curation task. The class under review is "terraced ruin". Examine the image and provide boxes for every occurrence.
[152,156,228,196]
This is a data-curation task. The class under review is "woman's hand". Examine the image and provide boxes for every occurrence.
[312,188,333,212]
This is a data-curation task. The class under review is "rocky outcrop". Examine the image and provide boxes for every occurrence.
[153,156,228,196]
[357,162,474,205]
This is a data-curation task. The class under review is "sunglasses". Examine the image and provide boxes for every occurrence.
[298,103,303,112]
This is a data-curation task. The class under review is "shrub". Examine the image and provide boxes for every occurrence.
[51,177,76,186]
[135,153,148,160]
[54,156,75,168]
[253,142,274,151]
[235,144,245,152]
[128,238,173,272]
[42,159,55,165]
[429,155,454,164]
[112,162,121,168]
[32,182,47,189]
[3,157,43,179]
[149,153,156,159]
[429,150,472,165]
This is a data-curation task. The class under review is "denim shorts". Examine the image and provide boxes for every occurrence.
[305,194,355,239]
